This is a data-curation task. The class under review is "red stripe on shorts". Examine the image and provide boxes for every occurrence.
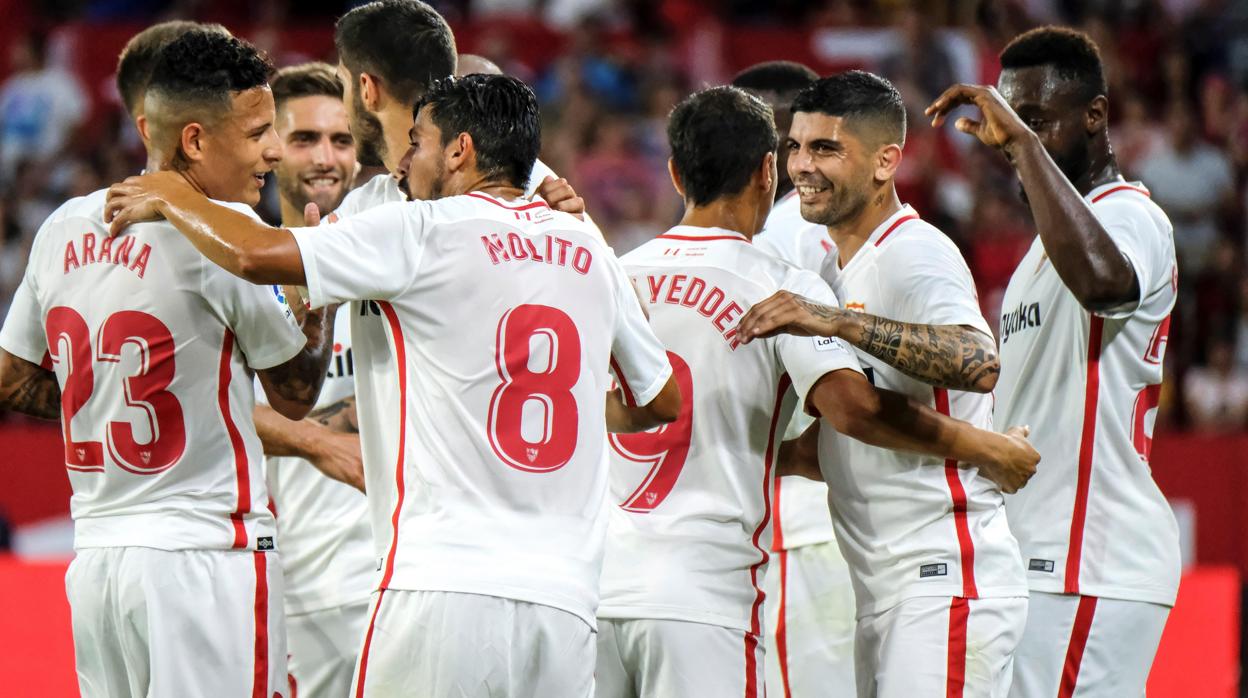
[354,590,387,698]
[251,552,270,698]
[946,597,970,698]
[744,631,761,698]
[775,548,793,698]
[1057,596,1099,698]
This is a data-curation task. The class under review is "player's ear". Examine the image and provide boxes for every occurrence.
[875,143,902,182]
[758,151,776,194]
[358,72,382,111]
[135,114,151,144]
[667,158,686,199]
[179,122,207,164]
[1087,95,1108,135]
[446,131,471,173]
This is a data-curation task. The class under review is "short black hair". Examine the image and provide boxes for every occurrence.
[416,74,540,188]
[335,0,457,107]
[668,86,778,206]
[272,62,343,112]
[116,21,230,116]
[731,61,819,96]
[1000,26,1107,102]
[146,30,273,116]
[792,70,906,146]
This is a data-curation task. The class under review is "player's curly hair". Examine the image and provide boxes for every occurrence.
[792,70,906,147]
[415,74,541,189]
[1000,26,1107,102]
[667,86,778,207]
[116,21,231,116]
[145,29,273,114]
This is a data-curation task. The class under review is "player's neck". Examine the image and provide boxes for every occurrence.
[459,173,524,201]
[1075,150,1122,197]
[380,105,415,174]
[828,185,902,268]
[278,196,305,229]
[679,197,764,240]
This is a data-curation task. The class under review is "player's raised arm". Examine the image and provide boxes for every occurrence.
[739,290,999,393]
[807,368,1038,493]
[925,82,1138,313]
[105,171,307,286]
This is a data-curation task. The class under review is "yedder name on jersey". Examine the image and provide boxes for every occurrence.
[997,182,1181,607]
[0,189,306,551]
[290,192,671,627]
[598,225,861,635]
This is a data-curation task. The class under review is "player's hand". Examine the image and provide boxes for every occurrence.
[535,175,586,220]
[737,290,846,344]
[104,171,192,237]
[308,431,365,493]
[924,84,1032,152]
[978,425,1039,494]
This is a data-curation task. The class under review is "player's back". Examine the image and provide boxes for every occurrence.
[295,192,670,627]
[598,225,858,634]
[11,190,304,551]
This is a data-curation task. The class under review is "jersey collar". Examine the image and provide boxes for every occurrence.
[656,225,751,243]
[865,204,920,248]
[1085,180,1151,204]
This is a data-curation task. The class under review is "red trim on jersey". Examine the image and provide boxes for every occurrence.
[609,355,637,407]
[1066,316,1104,594]
[377,302,408,588]
[775,548,794,698]
[873,213,920,247]
[771,477,786,551]
[656,233,751,243]
[1090,185,1151,203]
[251,552,270,698]
[465,192,551,211]
[354,590,386,698]
[218,330,250,548]
[946,597,970,698]
[744,632,761,698]
[934,388,978,598]
[746,374,792,637]
[1057,596,1098,698]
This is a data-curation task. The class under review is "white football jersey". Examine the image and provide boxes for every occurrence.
[290,192,672,627]
[997,182,1180,607]
[819,205,1027,617]
[0,189,305,551]
[754,192,842,553]
[598,225,862,634]
[261,307,375,615]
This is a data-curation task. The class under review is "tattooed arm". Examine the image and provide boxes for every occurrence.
[0,349,61,420]
[738,291,1000,393]
[256,304,336,421]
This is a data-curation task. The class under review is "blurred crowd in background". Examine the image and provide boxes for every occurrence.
[2,0,1248,430]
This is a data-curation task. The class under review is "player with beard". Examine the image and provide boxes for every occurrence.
[733,60,860,698]
[926,27,1180,698]
[738,71,1028,697]
[250,62,373,698]
[0,30,335,697]
[329,0,576,223]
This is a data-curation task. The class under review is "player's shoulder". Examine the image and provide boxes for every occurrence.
[872,210,965,265]
[436,191,602,243]
[1087,182,1172,233]
[329,173,402,221]
[43,188,108,227]
[625,226,806,296]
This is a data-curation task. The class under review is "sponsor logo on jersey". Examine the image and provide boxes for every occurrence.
[919,563,948,578]
[271,285,286,305]
[1028,558,1055,573]
[845,302,866,312]
[813,336,844,353]
[257,536,275,551]
[1000,302,1042,344]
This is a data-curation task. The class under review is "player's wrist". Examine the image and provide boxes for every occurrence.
[1003,129,1041,164]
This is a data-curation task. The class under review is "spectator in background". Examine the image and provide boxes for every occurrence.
[0,32,86,181]
[1138,101,1236,275]
[1115,90,1166,177]
[1185,336,1248,431]
[879,6,956,103]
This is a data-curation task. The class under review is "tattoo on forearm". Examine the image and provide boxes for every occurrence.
[266,307,335,405]
[0,367,61,420]
[854,315,999,392]
[310,396,358,433]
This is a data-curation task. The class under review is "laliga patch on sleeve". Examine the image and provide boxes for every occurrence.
[813,336,846,352]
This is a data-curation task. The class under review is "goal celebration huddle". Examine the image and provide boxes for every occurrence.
[0,2,1179,697]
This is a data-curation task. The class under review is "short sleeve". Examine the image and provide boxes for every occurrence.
[773,270,863,411]
[202,267,306,370]
[0,277,47,364]
[882,235,992,336]
[1090,196,1170,319]
[608,255,673,407]
[291,200,428,308]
